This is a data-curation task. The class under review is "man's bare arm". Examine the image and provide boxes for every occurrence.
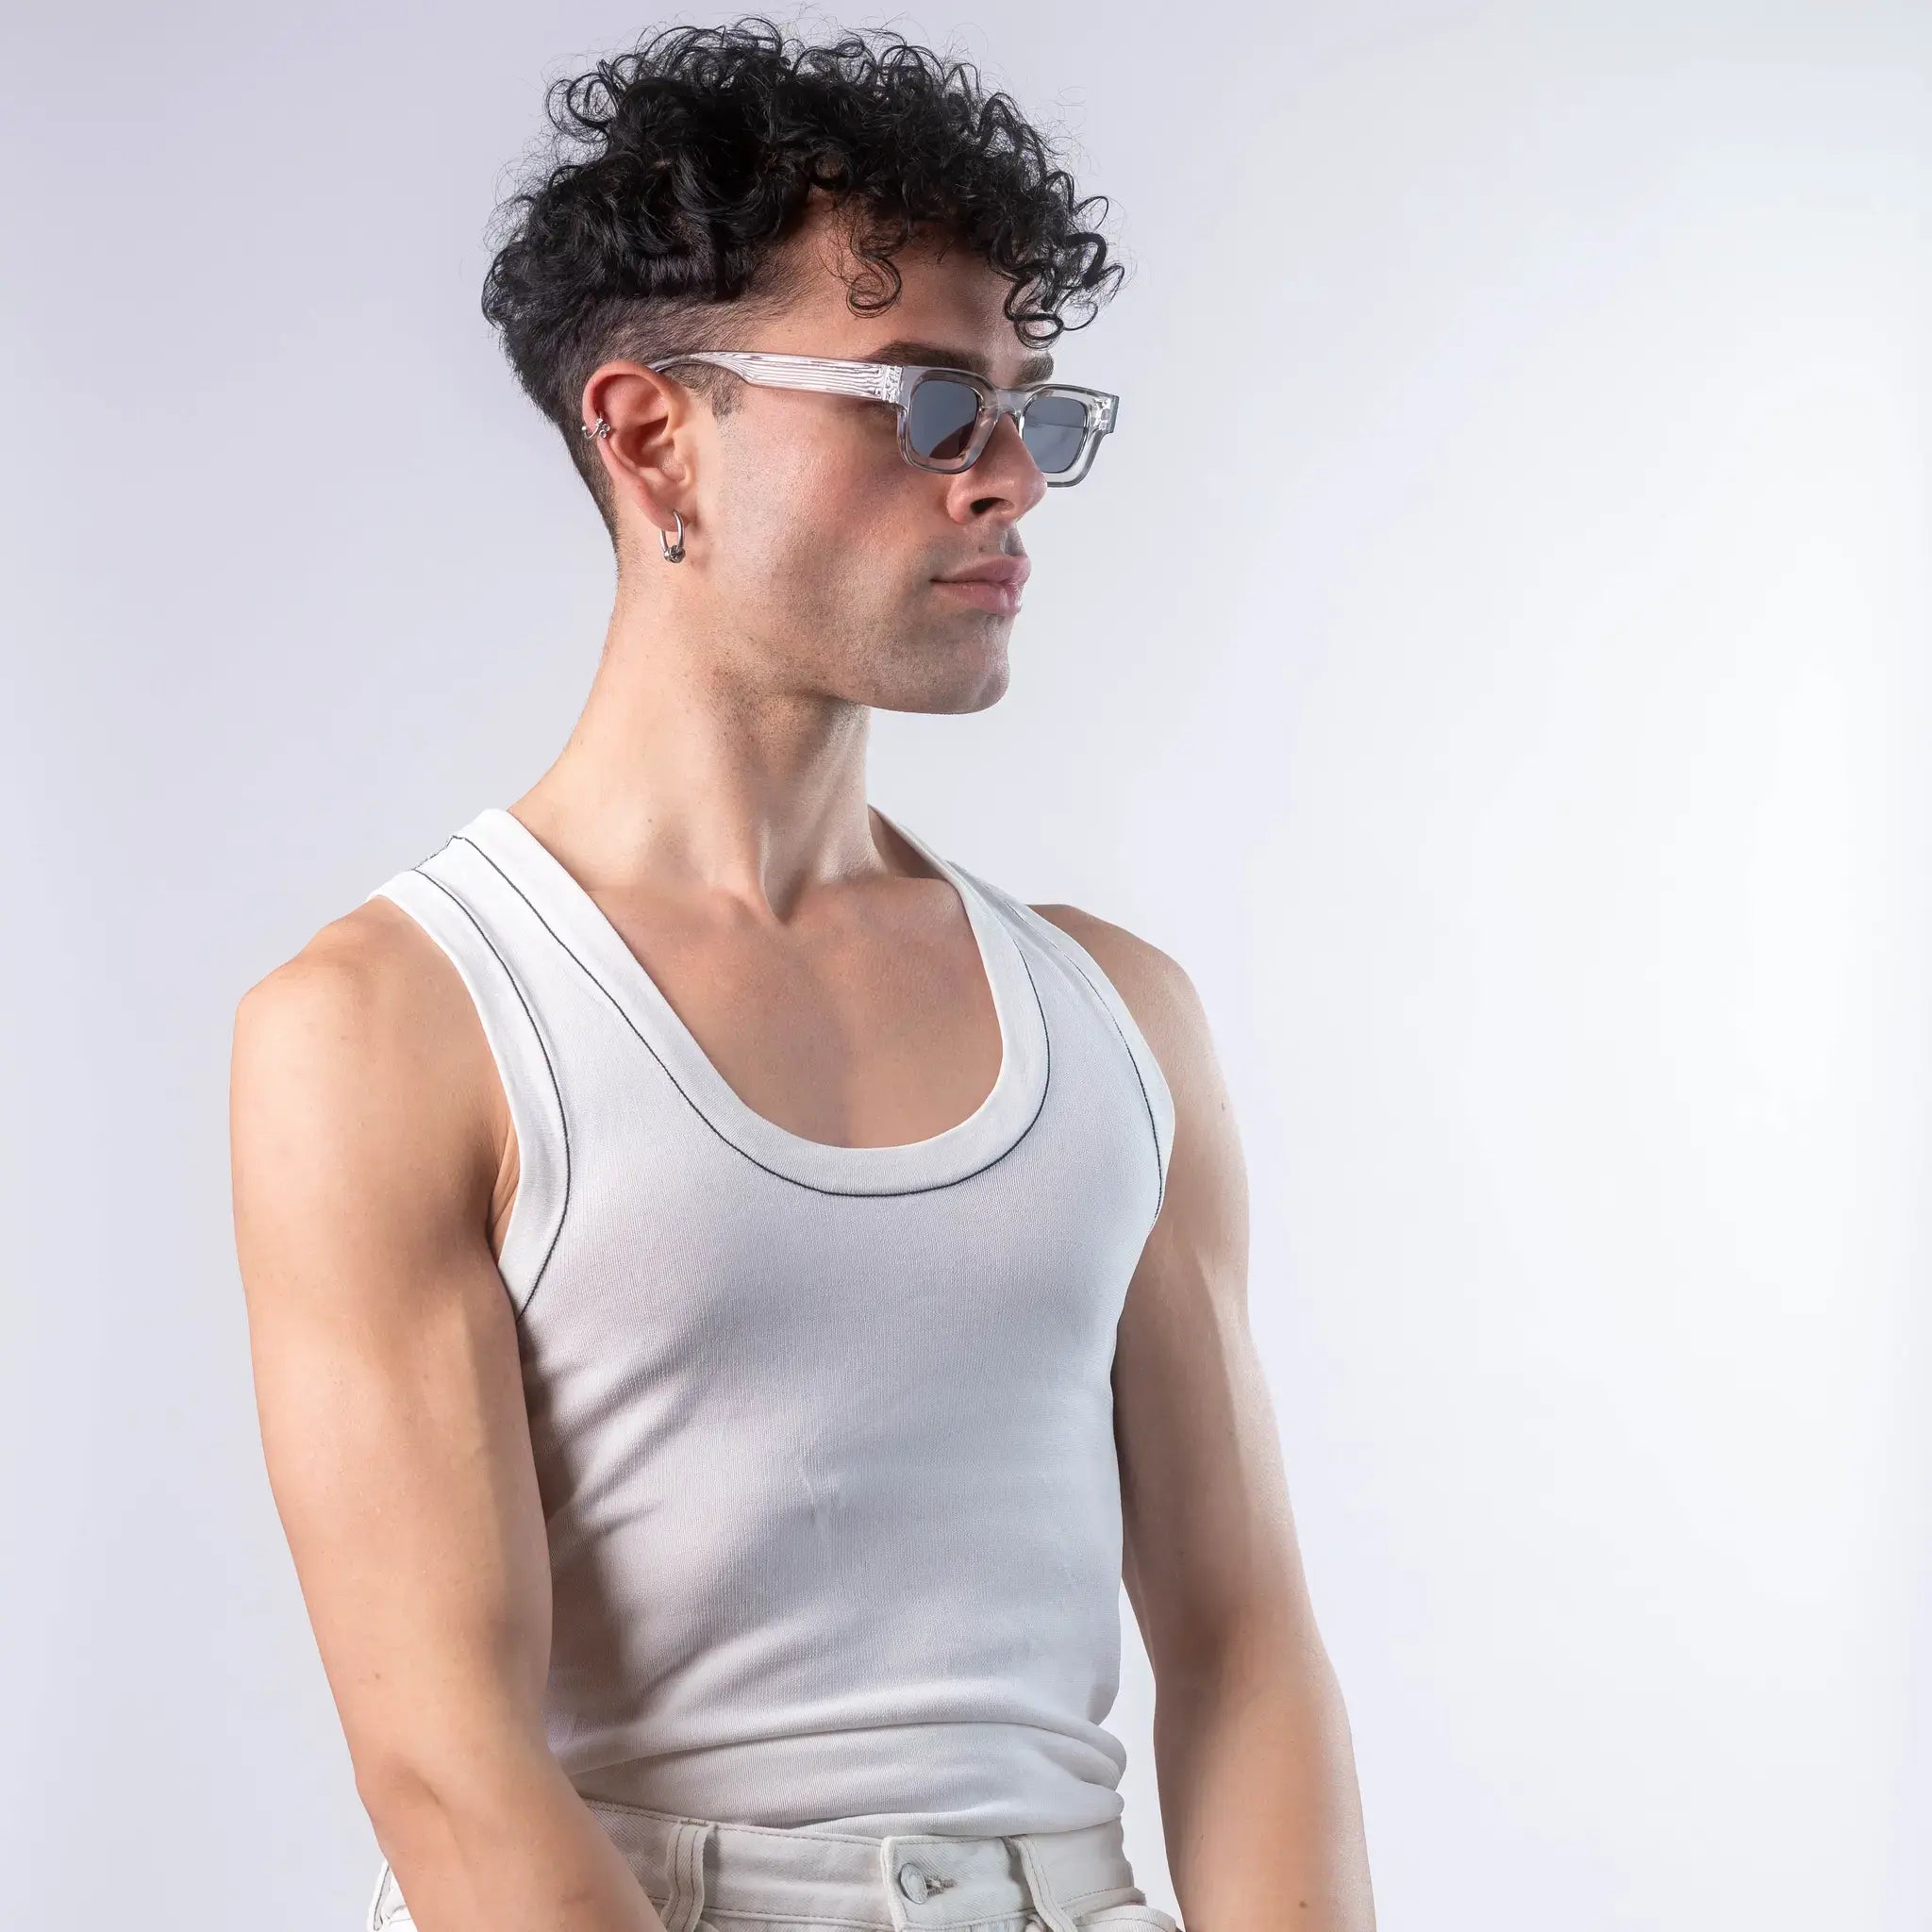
[1034,905,1377,1932]
[230,900,667,1932]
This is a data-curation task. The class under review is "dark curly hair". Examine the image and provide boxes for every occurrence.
[478,17,1128,539]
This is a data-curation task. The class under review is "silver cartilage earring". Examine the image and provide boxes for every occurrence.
[581,416,612,440]
[660,508,686,563]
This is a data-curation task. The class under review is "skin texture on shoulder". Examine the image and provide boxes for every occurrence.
[1029,903,1379,1930]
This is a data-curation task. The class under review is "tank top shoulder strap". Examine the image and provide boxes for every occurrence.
[944,858,1177,1220]
[362,830,571,1317]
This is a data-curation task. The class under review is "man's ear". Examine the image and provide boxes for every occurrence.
[579,359,696,534]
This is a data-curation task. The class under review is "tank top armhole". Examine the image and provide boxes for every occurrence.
[953,865,1176,1220]
[363,866,570,1320]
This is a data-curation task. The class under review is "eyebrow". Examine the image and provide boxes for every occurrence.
[860,338,1057,385]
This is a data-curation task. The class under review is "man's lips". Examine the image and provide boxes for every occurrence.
[932,556,1029,615]
[932,557,1031,588]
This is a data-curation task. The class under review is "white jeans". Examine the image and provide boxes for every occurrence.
[364,1795,1179,1932]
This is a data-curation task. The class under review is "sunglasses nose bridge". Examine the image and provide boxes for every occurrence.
[966,401,1042,475]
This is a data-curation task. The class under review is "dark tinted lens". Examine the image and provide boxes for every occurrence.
[1020,392,1090,475]
[905,376,985,462]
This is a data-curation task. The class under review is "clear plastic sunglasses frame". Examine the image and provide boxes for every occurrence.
[632,350,1120,487]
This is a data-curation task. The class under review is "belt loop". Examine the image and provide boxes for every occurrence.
[660,1817,715,1932]
[1008,1834,1081,1932]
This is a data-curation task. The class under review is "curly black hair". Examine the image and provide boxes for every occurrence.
[478,17,1128,539]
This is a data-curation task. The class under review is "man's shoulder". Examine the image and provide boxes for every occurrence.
[231,891,500,1163]
[236,891,445,1046]
[1024,901,1208,1078]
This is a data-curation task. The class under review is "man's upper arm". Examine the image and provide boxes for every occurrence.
[1032,902,1328,1677]
[229,902,553,1811]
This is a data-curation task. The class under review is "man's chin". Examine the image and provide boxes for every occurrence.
[865,631,1011,715]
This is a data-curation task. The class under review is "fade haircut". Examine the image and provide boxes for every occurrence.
[478,17,1128,539]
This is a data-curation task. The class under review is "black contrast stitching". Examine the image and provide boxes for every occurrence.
[410,864,572,1321]
[975,874,1167,1227]
[449,830,1050,1199]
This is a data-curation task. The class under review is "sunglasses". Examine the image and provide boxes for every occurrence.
[629,350,1119,486]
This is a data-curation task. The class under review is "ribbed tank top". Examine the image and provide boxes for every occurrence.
[362,804,1174,1839]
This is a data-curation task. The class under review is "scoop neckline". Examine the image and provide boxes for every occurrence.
[451,803,1049,1194]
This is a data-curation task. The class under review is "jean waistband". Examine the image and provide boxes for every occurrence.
[365,1795,1178,1932]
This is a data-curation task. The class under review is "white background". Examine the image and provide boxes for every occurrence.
[3,4,1925,1927]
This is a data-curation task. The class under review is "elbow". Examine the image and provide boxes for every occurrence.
[354,1749,447,1840]
[351,1721,555,1839]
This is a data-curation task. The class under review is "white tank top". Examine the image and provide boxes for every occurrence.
[363,804,1174,1838]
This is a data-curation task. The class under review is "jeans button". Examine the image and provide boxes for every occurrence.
[896,1862,930,1902]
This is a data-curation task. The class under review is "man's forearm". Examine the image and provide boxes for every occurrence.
[1152,1632,1376,1932]
[360,1740,668,1932]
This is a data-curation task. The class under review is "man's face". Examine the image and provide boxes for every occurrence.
[647,199,1059,715]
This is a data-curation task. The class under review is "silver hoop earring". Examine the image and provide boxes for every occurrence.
[581,416,612,440]
[660,508,686,563]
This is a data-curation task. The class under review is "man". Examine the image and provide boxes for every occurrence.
[230,21,1375,1932]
